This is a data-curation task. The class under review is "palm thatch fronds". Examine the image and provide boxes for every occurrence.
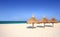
[39,16,49,27]
[49,17,58,27]
[27,15,38,29]
[27,15,38,24]
[49,17,58,23]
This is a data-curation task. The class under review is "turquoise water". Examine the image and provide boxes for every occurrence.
[0,21,26,24]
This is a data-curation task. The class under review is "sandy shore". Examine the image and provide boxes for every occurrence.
[0,23,60,37]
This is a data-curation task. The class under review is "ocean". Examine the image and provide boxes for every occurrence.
[0,21,27,24]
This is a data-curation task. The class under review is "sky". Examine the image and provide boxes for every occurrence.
[0,0,60,21]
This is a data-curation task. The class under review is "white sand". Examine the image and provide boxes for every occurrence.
[0,23,60,37]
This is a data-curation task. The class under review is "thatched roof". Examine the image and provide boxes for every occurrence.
[49,17,58,23]
[40,16,49,23]
[27,15,38,24]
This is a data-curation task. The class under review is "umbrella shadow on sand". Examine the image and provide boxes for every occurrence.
[37,24,53,28]
[37,26,44,28]
[45,25,52,27]
[27,26,36,29]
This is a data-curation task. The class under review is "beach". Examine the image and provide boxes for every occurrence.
[0,23,60,37]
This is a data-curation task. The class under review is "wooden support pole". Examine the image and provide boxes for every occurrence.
[52,23,54,27]
[44,23,45,28]
[32,22,34,29]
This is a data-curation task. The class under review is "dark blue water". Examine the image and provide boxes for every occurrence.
[0,21,27,24]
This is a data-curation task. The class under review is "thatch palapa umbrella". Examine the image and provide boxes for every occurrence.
[27,15,38,29]
[39,16,49,27]
[49,17,58,27]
